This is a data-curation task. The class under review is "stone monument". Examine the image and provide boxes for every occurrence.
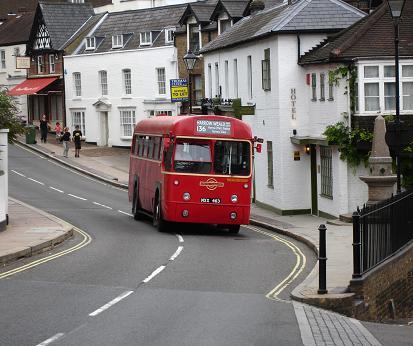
[360,115,396,204]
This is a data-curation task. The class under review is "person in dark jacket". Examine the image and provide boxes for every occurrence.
[39,114,50,143]
[72,125,82,157]
[60,127,71,157]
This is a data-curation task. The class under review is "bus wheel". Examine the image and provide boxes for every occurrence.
[153,192,167,232]
[132,185,142,220]
[228,225,240,234]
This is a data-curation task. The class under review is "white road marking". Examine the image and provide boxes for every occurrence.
[11,170,26,177]
[118,210,133,217]
[89,290,134,317]
[169,246,183,261]
[36,333,65,346]
[67,193,87,201]
[49,186,64,193]
[177,235,184,243]
[93,202,112,209]
[143,266,166,283]
[27,178,45,185]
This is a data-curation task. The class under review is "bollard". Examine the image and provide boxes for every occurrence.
[318,224,328,294]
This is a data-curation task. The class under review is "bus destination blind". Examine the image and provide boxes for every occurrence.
[196,120,231,135]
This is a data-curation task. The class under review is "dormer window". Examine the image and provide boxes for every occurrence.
[219,19,231,34]
[86,37,95,50]
[165,28,175,44]
[188,24,200,52]
[112,34,123,49]
[140,32,152,46]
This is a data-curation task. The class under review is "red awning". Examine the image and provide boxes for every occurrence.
[8,77,58,96]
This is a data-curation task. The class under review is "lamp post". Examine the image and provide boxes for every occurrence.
[183,50,198,114]
[388,0,406,194]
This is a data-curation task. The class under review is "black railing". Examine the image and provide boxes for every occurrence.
[352,189,413,278]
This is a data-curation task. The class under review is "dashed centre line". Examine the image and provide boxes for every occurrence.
[49,186,64,193]
[118,210,133,217]
[170,246,183,261]
[93,202,112,209]
[68,194,87,201]
[11,170,25,177]
[36,333,65,346]
[143,265,166,283]
[27,177,45,185]
[89,291,134,317]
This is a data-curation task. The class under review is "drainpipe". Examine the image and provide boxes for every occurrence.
[61,52,67,127]
[297,33,301,62]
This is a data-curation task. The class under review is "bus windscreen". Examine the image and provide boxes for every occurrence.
[214,141,250,176]
[173,140,250,176]
[174,141,212,174]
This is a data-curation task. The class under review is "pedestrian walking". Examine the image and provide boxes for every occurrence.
[54,122,62,143]
[72,125,82,158]
[60,127,71,157]
[39,114,50,143]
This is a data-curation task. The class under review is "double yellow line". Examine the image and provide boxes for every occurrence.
[245,225,307,302]
[0,228,92,280]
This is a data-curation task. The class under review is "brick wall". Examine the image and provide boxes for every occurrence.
[349,243,413,321]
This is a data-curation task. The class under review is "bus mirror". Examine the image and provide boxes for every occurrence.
[255,144,262,153]
[254,136,264,143]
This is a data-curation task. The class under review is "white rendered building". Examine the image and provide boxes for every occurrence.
[201,0,367,217]
[64,4,187,147]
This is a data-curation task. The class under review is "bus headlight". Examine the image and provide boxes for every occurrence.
[183,192,191,201]
[174,180,180,186]
[230,212,237,220]
[182,210,189,217]
[243,183,249,189]
[231,195,238,203]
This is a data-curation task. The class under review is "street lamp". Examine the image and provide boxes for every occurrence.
[183,50,198,114]
[387,0,406,194]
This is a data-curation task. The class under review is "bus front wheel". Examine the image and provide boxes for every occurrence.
[153,192,168,232]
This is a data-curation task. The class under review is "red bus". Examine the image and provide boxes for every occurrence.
[128,114,254,233]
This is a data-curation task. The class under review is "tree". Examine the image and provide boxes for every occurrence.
[0,89,25,143]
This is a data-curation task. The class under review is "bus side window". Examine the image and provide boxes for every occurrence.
[164,143,173,171]
[138,136,144,157]
[143,136,149,157]
[131,135,137,155]
[154,137,161,160]
[148,137,154,159]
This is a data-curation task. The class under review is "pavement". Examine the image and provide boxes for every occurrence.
[4,131,355,312]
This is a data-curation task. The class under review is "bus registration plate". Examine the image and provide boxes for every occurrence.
[200,198,221,204]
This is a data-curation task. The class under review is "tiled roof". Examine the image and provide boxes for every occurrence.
[299,1,413,64]
[0,0,109,21]
[179,1,218,25]
[80,3,187,54]
[0,12,34,46]
[210,0,250,21]
[201,0,365,53]
[39,1,95,50]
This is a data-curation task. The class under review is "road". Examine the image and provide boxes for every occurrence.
[2,144,412,346]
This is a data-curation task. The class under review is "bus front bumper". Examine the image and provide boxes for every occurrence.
[164,202,250,225]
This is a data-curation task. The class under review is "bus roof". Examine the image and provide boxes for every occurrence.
[134,115,253,139]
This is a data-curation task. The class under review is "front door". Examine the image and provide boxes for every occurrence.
[310,144,318,215]
[100,111,109,146]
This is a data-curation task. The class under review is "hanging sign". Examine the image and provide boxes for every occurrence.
[170,79,188,102]
[16,57,31,69]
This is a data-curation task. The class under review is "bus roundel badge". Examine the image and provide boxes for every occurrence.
[200,178,224,191]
